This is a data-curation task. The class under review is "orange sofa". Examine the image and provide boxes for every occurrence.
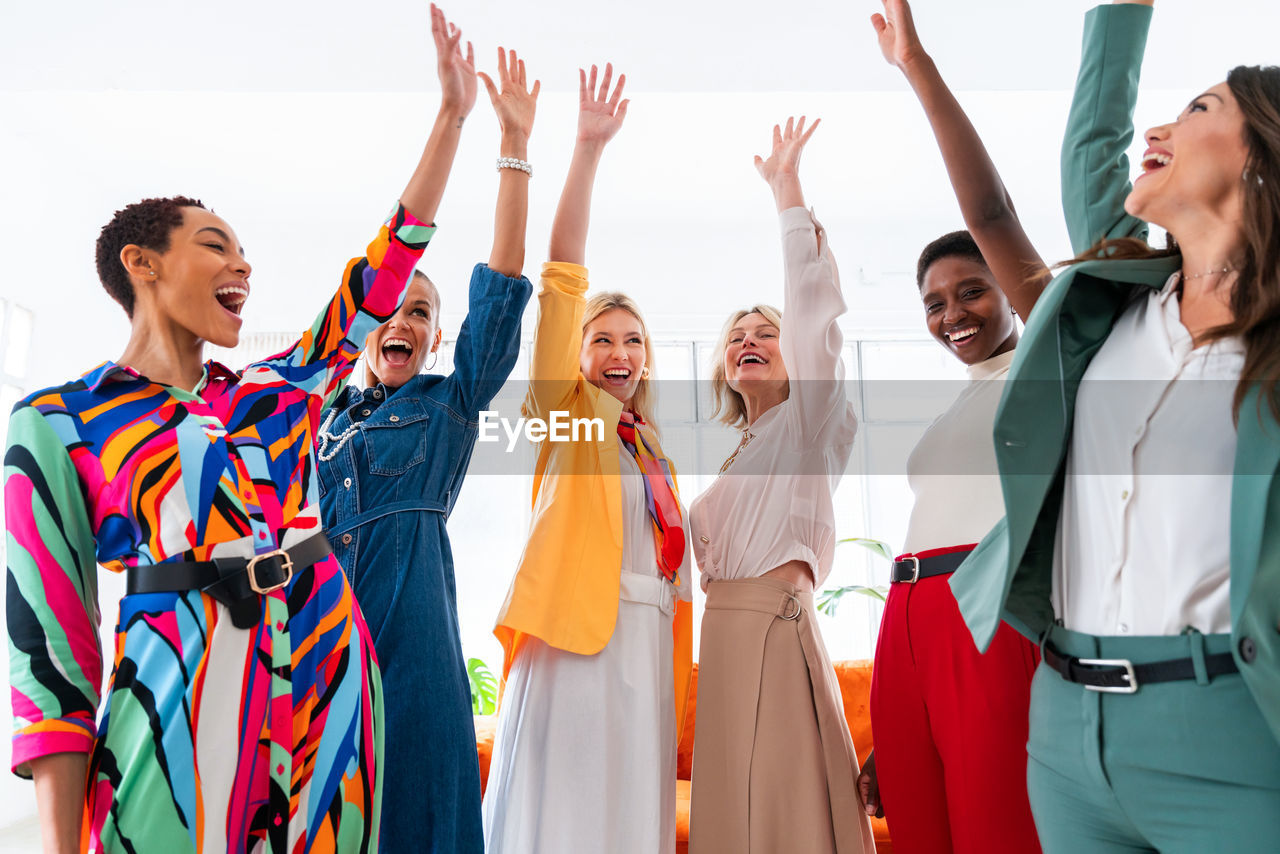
[475,659,892,853]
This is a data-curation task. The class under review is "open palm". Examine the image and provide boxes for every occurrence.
[430,3,477,116]
[577,63,629,145]
[754,116,820,185]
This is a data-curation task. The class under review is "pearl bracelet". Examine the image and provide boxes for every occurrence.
[497,156,533,177]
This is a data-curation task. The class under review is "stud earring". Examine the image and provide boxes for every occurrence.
[641,366,651,380]
[149,271,156,277]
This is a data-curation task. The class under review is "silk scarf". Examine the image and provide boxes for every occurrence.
[617,410,686,585]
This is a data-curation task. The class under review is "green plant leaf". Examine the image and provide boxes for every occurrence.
[467,657,498,716]
[836,537,896,563]
[816,583,888,617]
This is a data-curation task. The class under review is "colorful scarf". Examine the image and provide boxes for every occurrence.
[617,410,686,585]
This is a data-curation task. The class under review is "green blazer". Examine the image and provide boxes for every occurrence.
[949,3,1280,743]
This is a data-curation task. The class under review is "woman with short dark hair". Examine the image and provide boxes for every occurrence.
[4,6,470,851]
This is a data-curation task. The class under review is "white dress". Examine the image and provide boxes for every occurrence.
[482,439,692,853]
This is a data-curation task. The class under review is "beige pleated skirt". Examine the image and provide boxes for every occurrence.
[689,576,876,854]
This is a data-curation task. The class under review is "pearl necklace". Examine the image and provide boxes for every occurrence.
[718,428,756,475]
[1181,265,1236,281]
[316,408,360,462]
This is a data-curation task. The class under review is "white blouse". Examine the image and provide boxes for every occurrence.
[901,349,1014,555]
[689,207,858,590]
[1053,274,1243,636]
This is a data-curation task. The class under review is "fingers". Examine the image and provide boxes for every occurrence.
[477,71,498,102]
[496,47,509,85]
[784,116,795,139]
[800,117,820,144]
[465,41,474,68]
[587,64,598,102]
[508,48,519,85]
[579,67,587,104]
[598,63,613,102]
[518,58,526,88]
[609,74,626,109]
[870,12,887,35]
[772,123,782,148]
[531,79,541,99]
[615,98,629,123]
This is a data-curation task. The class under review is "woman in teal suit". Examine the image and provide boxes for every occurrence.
[950,2,1280,851]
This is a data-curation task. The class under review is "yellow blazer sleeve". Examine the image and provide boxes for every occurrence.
[525,261,589,421]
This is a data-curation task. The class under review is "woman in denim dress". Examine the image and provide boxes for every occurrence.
[314,45,537,854]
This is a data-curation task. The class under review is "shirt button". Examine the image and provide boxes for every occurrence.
[699,536,710,544]
[389,415,400,423]
[341,533,353,545]
[1121,489,1130,500]
[1240,636,1258,663]
[1119,623,1129,633]
[344,477,352,488]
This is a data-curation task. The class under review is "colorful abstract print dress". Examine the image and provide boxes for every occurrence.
[5,205,433,854]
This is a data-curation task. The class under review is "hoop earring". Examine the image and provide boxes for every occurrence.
[641,366,651,380]
[426,350,438,371]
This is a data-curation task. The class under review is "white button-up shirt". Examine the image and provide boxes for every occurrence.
[1053,273,1244,636]
[689,207,858,590]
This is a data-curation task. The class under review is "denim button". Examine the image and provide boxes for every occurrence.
[342,533,353,545]
[343,477,352,488]
[373,390,383,399]
[362,409,371,417]
[1240,636,1258,663]
[390,415,400,422]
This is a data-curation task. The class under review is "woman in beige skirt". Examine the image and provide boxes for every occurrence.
[687,116,875,854]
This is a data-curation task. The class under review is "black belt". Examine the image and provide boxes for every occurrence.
[126,534,333,629]
[1043,640,1238,695]
[890,549,971,584]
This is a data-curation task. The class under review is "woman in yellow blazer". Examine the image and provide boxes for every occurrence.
[481,64,693,854]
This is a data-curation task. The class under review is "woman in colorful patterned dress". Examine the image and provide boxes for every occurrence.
[4,6,469,852]
[315,44,537,854]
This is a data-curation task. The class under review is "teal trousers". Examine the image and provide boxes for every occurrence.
[1026,626,1280,853]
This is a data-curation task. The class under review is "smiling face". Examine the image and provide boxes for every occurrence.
[135,207,252,349]
[723,311,789,394]
[580,307,648,406]
[920,255,1018,365]
[365,274,441,389]
[1126,82,1250,231]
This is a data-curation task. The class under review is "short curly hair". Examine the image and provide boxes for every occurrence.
[95,196,206,317]
[915,230,987,289]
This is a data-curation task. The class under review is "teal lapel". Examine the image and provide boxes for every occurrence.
[989,254,1181,640]
[1231,386,1280,624]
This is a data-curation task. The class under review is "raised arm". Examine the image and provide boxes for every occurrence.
[756,118,856,445]
[873,0,1048,320]
[400,3,477,224]
[1061,0,1154,253]
[479,47,539,276]
[255,4,475,409]
[525,65,629,417]
[548,64,629,265]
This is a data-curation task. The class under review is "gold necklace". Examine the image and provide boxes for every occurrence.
[719,428,756,474]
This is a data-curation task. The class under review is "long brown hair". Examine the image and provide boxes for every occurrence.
[1062,65,1280,423]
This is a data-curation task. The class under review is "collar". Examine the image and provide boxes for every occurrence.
[965,348,1017,382]
[85,360,237,393]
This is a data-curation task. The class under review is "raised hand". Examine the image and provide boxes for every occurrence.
[478,47,540,141]
[431,3,477,119]
[754,116,820,187]
[577,63,629,146]
[871,0,926,70]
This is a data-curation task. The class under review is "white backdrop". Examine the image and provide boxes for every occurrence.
[2,0,1275,844]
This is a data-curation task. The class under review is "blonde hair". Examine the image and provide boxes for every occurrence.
[582,291,659,427]
[710,304,784,428]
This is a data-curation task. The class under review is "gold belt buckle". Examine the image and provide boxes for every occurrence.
[247,549,294,595]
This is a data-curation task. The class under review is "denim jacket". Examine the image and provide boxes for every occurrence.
[316,263,532,641]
